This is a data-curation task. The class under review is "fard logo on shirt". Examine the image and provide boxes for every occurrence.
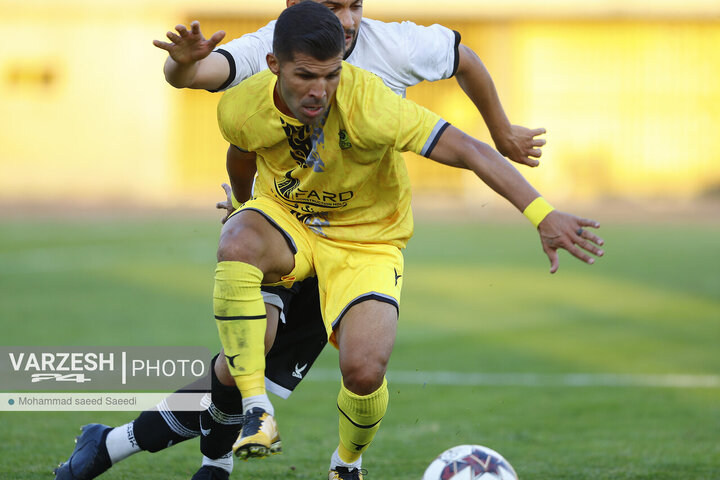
[338,129,352,150]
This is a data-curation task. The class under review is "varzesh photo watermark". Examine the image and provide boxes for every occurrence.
[0,346,211,411]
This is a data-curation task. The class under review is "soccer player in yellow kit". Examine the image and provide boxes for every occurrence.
[214,3,604,479]
[56,3,553,480]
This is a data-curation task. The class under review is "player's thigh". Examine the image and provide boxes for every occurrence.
[223,198,315,286]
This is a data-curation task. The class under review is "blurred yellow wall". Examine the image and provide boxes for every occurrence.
[2,1,720,206]
[1,2,175,204]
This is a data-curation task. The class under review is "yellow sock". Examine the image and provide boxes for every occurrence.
[337,377,388,464]
[214,261,267,397]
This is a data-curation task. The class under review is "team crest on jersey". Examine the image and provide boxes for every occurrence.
[338,129,352,150]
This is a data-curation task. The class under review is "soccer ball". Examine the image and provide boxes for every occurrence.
[422,444,519,480]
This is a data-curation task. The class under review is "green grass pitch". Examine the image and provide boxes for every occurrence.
[1,216,719,479]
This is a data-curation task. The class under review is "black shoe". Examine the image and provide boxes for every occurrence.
[190,465,230,480]
[328,466,367,479]
[53,424,112,479]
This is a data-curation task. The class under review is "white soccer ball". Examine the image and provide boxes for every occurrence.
[422,444,519,480]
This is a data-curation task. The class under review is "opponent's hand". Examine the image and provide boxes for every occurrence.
[153,21,225,65]
[537,211,604,274]
[215,183,234,224]
[496,125,546,167]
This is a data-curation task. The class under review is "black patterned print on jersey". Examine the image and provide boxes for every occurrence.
[280,118,313,167]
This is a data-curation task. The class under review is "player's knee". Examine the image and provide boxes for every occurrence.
[341,361,386,396]
[217,222,265,264]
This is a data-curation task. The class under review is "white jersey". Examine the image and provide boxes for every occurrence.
[213,17,460,96]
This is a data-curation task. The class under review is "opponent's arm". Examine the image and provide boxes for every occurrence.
[454,45,546,167]
[153,21,229,89]
[429,126,604,273]
[217,145,257,224]
[227,145,256,204]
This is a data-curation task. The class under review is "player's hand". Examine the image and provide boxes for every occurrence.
[215,183,234,224]
[153,21,225,65]
[496,125,546,167]
[537,211,604,274]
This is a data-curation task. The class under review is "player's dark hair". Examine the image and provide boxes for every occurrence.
[273,1,345,62]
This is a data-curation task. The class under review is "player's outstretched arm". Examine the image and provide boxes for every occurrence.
[455,45,546,167]
[429,126,604,273]
[216,145,257,224]
[153,20,228,89]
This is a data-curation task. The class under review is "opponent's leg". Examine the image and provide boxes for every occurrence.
[214,210,294,459]
[132,369,209,453]
[53,410,198,480]
[54,369,210,480]
[194,356,244,479]
[329,300,397,480]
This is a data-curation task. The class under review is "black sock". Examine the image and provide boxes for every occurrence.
[200,355,245,459]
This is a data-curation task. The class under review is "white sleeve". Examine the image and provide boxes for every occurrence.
[399,21,461,85]
[209,21,275,92]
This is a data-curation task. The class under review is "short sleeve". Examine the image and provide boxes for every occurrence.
[209,21,275,92]
[400,21,461,84]
[217,89,248,150]
[394,98,451,158]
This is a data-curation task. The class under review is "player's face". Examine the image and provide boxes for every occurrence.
[288,0,363,54]
[317,0,363,53]
[268,51,344,125]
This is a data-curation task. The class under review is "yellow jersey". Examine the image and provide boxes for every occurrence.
[217,62,449,248]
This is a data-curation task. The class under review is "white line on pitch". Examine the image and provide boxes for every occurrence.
[303,369,720,388]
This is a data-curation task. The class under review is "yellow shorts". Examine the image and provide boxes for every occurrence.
[233,196,404,347]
